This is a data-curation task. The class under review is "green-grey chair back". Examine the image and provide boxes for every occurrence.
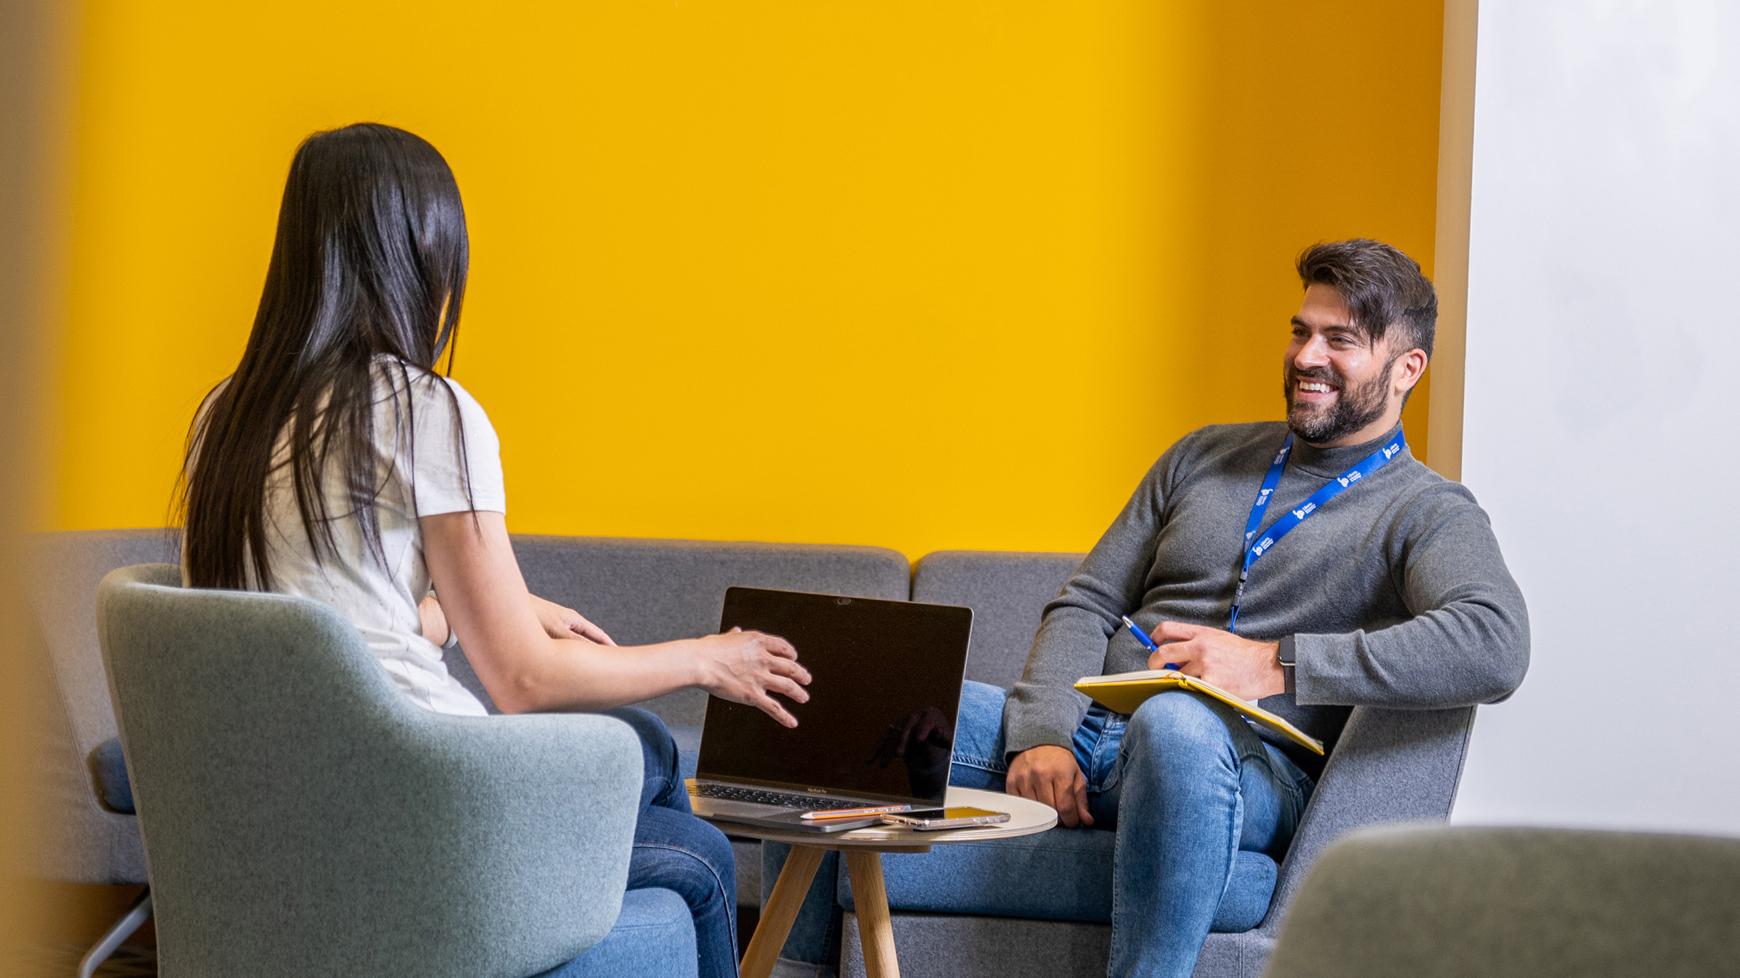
[97,564,644,978]
[1263,824,1740,978]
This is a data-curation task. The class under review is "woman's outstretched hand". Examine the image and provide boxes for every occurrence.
[697,627,811,727]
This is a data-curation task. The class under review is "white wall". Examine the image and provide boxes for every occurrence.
[1452,0,1740,835]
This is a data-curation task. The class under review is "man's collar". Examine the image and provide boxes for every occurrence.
[1288,422,1407,478]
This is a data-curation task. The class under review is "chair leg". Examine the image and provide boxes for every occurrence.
[77,888,152,978]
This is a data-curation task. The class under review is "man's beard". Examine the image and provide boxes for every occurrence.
[1284,358,1394,445]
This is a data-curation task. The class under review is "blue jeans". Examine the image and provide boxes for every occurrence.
[950,681,1313,978]
[764,682,1313,977]
[605,707,740,978]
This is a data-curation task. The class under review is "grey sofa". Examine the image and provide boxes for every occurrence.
[35,530,1481,977]
[759,551,1479,978]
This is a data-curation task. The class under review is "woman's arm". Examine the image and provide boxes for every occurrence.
[421,510,811,723]
[429,590,614,646]
[527,595,615,645]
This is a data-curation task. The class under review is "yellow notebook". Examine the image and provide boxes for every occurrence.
[1073,670,1325,756]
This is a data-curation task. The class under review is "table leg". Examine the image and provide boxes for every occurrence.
[844,850,899,978]
[740,844,826,978]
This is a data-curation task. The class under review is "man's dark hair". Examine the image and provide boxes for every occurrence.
[1296,239,1436,358]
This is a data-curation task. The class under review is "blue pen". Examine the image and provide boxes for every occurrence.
[1120,615,1158,652]
[1120,615,1179,671]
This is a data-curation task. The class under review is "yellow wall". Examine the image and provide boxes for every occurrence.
[49,2,1442,558]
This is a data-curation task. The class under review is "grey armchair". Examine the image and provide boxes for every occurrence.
[1262,824,1740,978]
[96,564,694,978]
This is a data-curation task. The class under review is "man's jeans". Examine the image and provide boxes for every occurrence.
[951,680,1314,978]
[606,707,740,978]
[764,681,1313,978]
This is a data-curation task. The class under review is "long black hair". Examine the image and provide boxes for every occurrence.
[181,123,472,590]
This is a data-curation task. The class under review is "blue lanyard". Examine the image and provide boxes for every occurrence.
[1228,429,1407,633]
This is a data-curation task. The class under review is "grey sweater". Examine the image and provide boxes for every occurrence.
[1004,421,1530,776]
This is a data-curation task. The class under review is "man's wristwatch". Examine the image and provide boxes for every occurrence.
[1274,637,1297,694]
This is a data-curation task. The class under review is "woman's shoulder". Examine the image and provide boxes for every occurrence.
[370,356,493,423]
[368,357,505,511]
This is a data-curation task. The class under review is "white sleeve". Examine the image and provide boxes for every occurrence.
[410,376,506,516]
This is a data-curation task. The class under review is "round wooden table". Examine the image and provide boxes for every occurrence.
[699,786,1057,978]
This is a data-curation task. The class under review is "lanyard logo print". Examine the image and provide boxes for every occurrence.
[1229,430,1407,633]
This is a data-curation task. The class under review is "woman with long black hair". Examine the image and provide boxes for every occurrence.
[180,123,804,978]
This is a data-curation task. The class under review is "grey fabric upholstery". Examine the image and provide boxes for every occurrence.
[841,552,1481,978]
[1262,825,1740,978]
[840,913,1281,978]
[842,912,1284,978]
[97,564,657,978]
[842,836,1276,930]
[501,535,911,729]
[1259,706,1475,924]
[842,707,1478,978]
[845,914,1112,978]
[910,550,1082,690]
[25,529,175,883]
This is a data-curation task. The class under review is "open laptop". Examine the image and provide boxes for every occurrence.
[688,586,973,830]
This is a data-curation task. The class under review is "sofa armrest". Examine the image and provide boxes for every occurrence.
[1259,705,1476,932]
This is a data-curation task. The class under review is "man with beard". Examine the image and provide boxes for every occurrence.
[946,238,1530,978]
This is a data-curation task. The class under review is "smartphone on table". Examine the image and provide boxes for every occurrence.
[879,806,1010,830]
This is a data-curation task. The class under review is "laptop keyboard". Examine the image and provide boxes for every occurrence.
[695,783,865,811]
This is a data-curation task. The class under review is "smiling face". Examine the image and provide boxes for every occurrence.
[1284,283,1425,447]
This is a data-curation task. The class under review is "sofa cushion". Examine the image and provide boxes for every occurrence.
[838,826,1277,932]
[841,912,1118,978]
[909,551,1081,689]
[839,910,1273,978]
[533,886,698,978]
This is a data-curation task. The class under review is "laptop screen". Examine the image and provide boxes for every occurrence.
[697,587,973,805]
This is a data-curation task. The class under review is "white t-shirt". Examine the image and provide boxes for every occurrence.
[188,358,504,717]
